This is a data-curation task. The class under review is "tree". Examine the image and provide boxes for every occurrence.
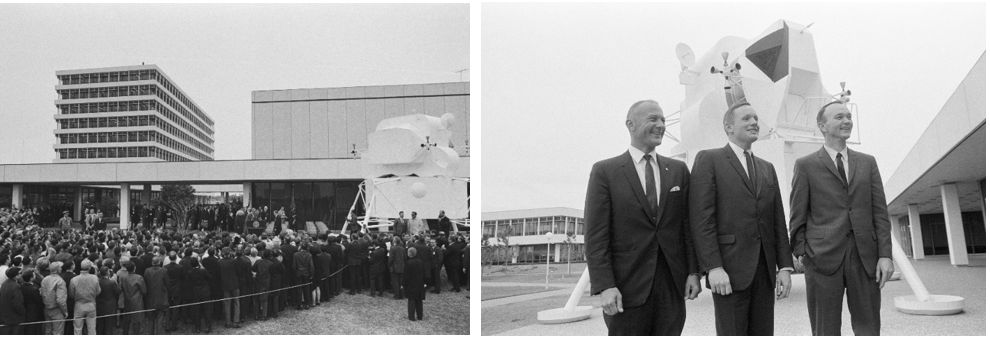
[564,231,576,275]
[86,196,119,218]
[160,184,196,232]
[481,226,513,275]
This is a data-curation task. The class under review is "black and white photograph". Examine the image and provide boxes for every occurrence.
[479,2,985,336]
[0,3,469,335]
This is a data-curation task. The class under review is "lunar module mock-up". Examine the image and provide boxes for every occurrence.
[340,113,469,235]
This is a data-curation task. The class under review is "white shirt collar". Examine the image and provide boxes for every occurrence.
[628,146,657,164]
[823,145,849,161]
[727,141,751,161]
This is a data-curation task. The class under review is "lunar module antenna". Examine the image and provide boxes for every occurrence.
[710,51,745,105]
[834,81,852,103]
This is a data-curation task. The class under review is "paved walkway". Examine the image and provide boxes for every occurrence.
[485,254,986,336]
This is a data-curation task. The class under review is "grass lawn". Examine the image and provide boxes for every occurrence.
[482,286,559,301]
[107,289,469,335]
[482,263,588,284]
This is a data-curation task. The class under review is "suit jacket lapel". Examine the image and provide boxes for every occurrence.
[723,144,755,195]
[655,156,671,226]
[621,151,653,220]
[816,147,845,185]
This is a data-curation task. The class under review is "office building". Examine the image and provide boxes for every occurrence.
[53,65,215,163]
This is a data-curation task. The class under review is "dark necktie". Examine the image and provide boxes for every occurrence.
[745,150,757,189]
[836,153,848,187]
[644,154,658,217]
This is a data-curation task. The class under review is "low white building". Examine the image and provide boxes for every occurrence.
[482,207,584,264]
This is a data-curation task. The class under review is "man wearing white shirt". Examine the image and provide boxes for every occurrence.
[584,100,700,336]
[688,101,793,335]
[789,101,893,335]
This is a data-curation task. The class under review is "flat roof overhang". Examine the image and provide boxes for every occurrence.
[0,157,470,186]
[886,123,985,216]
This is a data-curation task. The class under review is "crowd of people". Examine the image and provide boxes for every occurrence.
[0,206,470,335]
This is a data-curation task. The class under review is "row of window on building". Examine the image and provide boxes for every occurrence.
[56,146,189,162]
[57,69,214,127]
[55,130,211,161]
[56,99,215,147]
[57,83,214,136]
[481,216,585,237]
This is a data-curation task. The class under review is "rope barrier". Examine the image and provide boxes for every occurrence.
[0,265,349,328]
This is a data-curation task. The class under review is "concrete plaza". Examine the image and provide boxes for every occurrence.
[481,255,986,336]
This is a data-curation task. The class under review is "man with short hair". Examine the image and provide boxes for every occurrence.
[584,100,700,336]
[0,267,25,335]
[790,101,893,336]
[58,211,72,232]
[408,212,425,236]
[217,248,241,328]
[437,210,452,235]
[68,259,101,335]
[393,211,408,237]
[143,256,169,335]
[252,249,272,319]
[40,262,67,335]
[689,102,793,335]
[293,243,314,309]
[403,247,426,321]
[163,252,182,331]
[118,261,146,335]
[389,236,406,300]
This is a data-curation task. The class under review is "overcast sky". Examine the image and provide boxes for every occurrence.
[480,2,985,213]
[0,3,468,163]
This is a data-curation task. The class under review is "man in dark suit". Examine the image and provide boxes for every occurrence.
[328,237,345,297]
[143,256,169,335]
[278,236,297,308]
[293,243,314,309]
[403,247,427,321]
[0,267,25,335]
[345,234,365,295]
[369,242,387,296]
[437,210,452,235]
[393,211,408,237]
[389,236,406,299]
[689,102,794,335]
[790,101,893,336]
[164,252,183,331]
[217,248,240,328]
[584,100,701,336]
[443,236,463,292]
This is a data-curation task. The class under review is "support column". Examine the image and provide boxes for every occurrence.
[74,187,83,222]
[141,184,151,205]
[907,204,924,260]
[120,183,130,230]
[940,183,969,266]
[11,184,23,209]
[242,182,252,208]
[554,243,561,263]
[890,214,904,256]
[223,192,229,204]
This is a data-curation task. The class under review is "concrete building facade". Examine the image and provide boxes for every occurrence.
[53,65,215,163]
[251,82,469,160]
[482,207,585,264]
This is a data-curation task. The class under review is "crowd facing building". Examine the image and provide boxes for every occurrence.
[0,217,469,334]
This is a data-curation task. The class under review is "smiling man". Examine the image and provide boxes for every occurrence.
[789,101,893,336]
[689,102,793,335]
[584,99,700,336]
